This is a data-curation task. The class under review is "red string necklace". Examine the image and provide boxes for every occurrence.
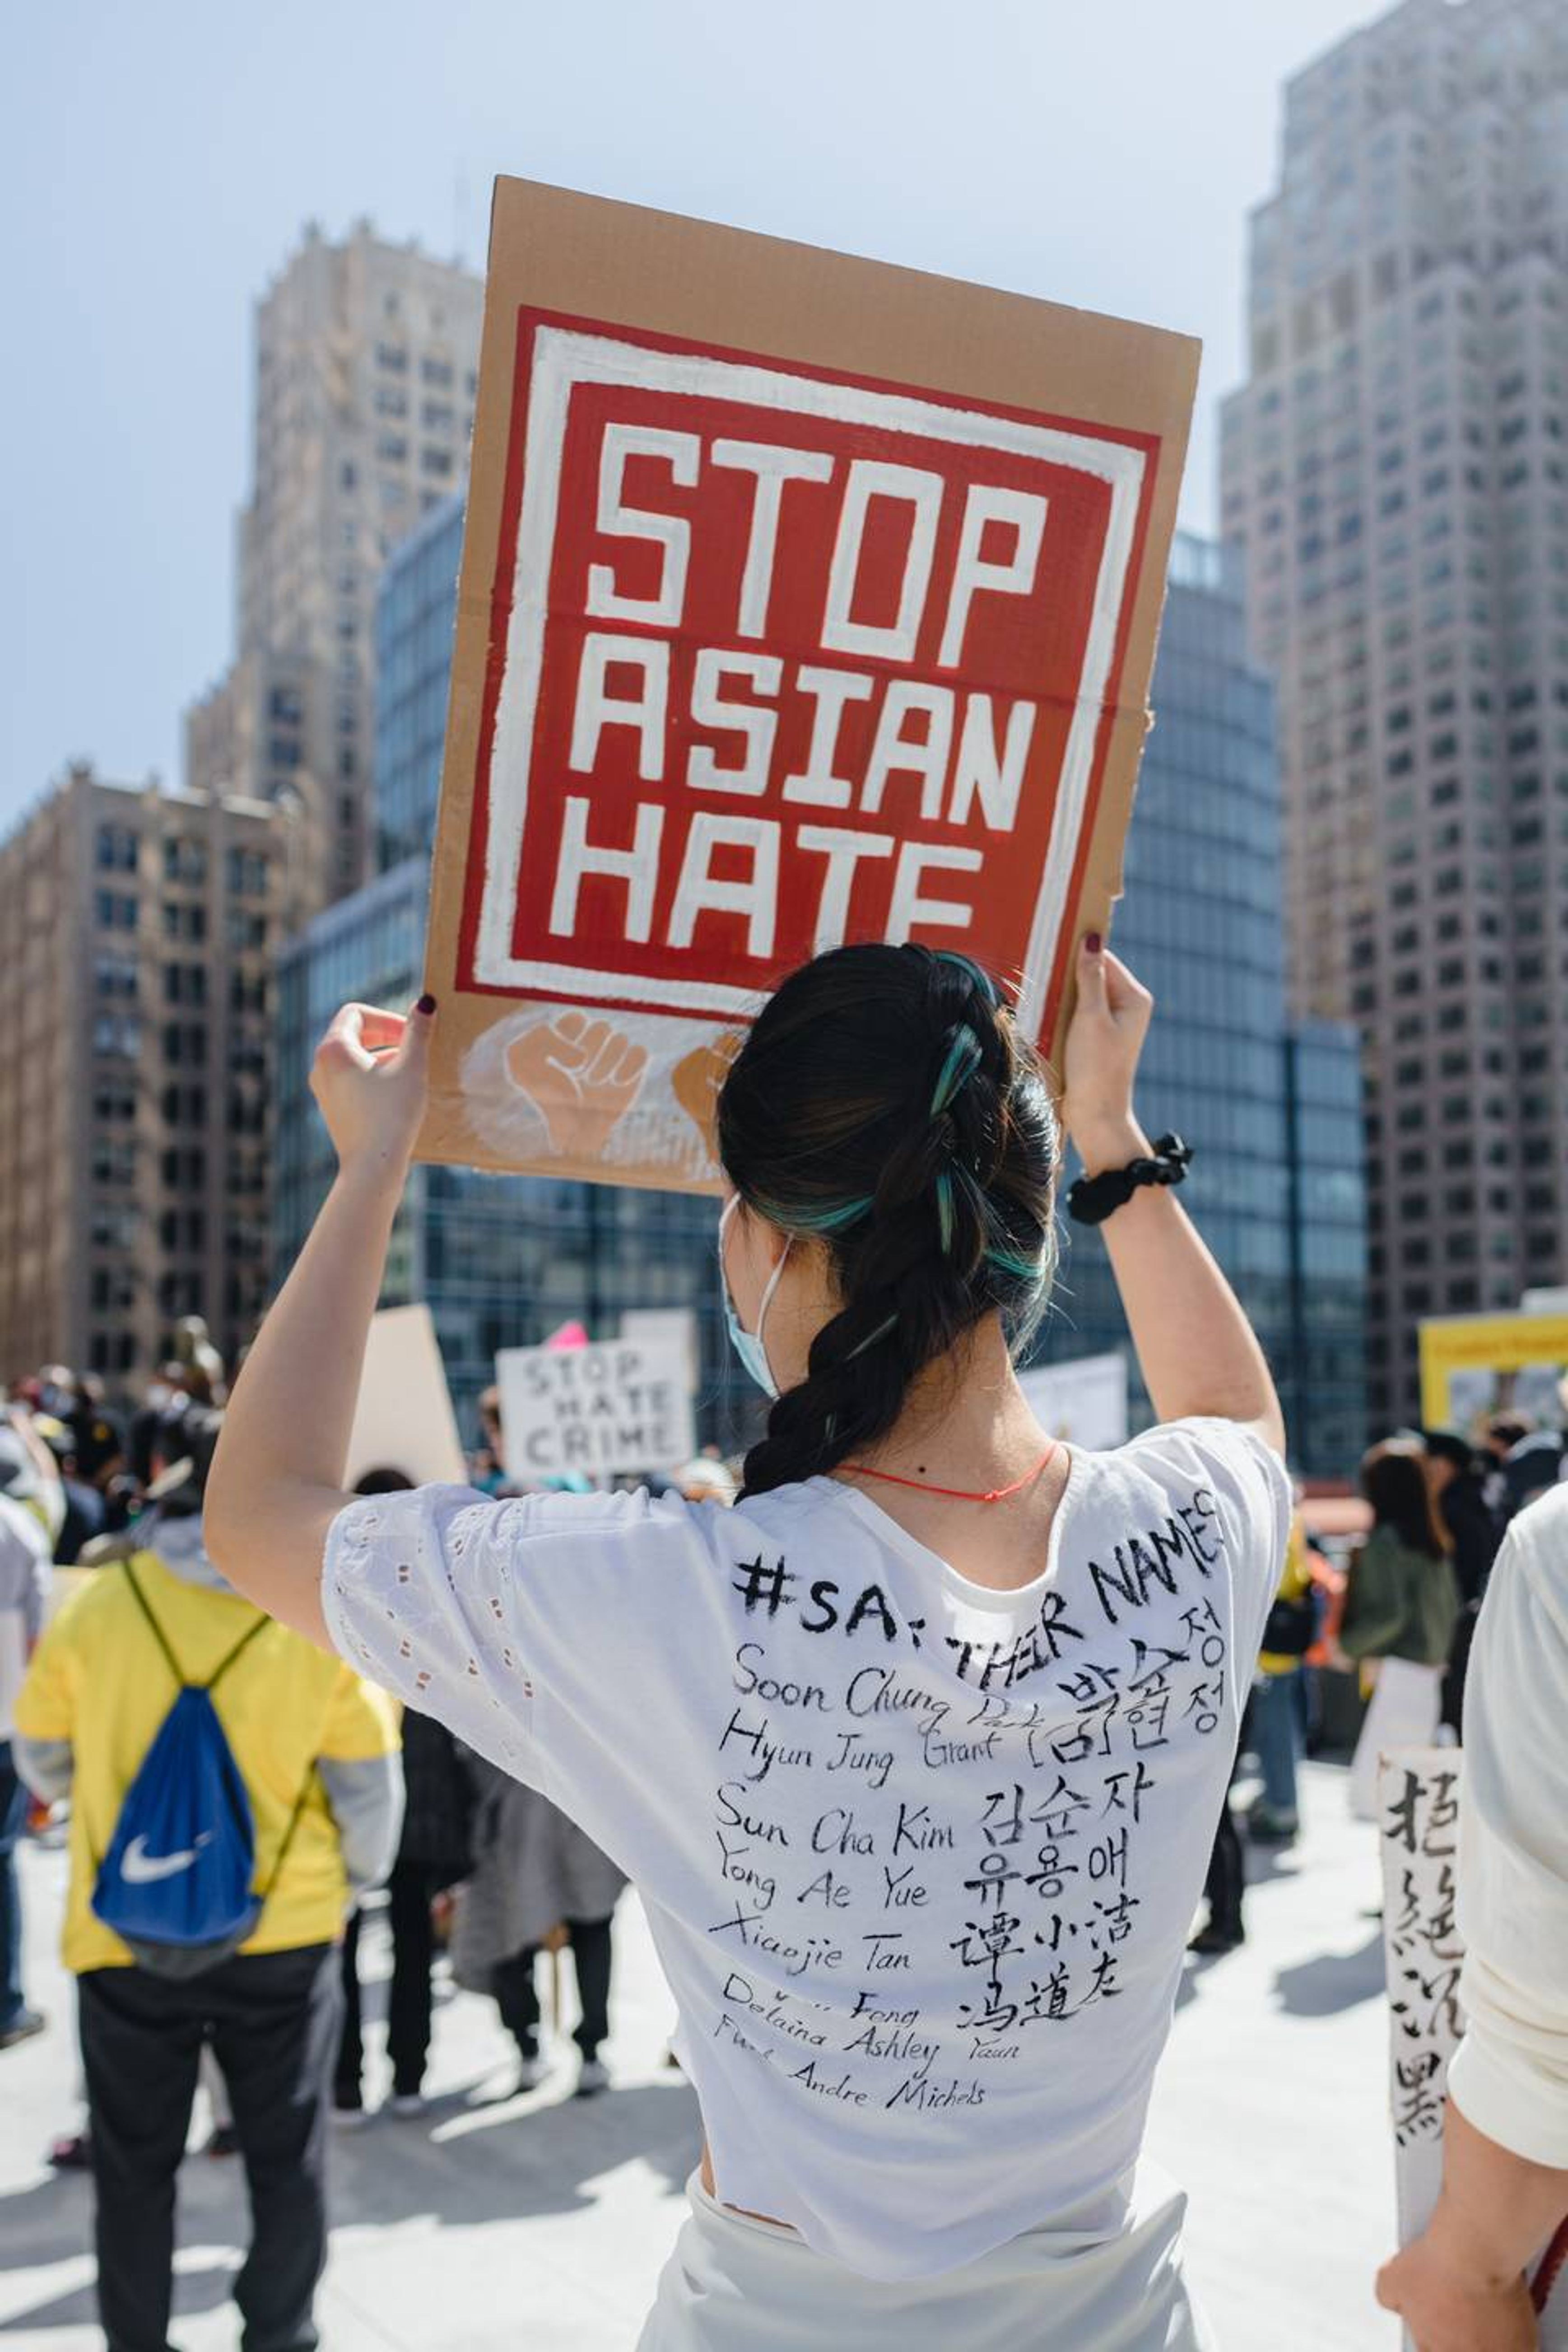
[839,1443,1057,1504]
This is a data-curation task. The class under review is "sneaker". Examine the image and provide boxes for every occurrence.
[389,2092,426,2119]
[205,2124,241,2159]
[575,2057,610,2098]
[1246,1805,1299,1844]
[513,2052,549,2095]
[0,2007,46,2051]
[331,2098,370,2129]
[1188,1921,1245,1957]
[47,2130,92,2172]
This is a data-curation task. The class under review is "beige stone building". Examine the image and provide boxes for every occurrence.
[1221,0,1568,1429]
[0,764,301,1390]
[186,219,482,908]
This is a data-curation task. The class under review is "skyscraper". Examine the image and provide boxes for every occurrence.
[1030,537,1368,1478]
[1221,0,1568,1427]
[187,219,482,910]
[0,765,290,1383]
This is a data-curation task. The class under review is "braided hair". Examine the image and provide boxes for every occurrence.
[717,944,1059,1500]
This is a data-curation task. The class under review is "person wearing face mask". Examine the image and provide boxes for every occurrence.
[203,939,1290,2352]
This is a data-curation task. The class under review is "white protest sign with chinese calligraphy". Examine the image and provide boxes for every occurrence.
[1379,1748,1568,2347]
[495,1334,693,1481]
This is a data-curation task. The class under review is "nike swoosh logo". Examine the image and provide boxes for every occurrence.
[121,1831,214,1884]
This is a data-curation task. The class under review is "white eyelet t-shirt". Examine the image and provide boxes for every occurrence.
[324,1417,1291,2282]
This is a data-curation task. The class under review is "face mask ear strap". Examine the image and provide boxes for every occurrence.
[755,1236,792,1360]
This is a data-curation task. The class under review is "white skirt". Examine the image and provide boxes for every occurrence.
[636,2166,1217,2352]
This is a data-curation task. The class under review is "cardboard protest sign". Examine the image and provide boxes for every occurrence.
[419,177,1199,1188]
[1018,1351,1128,1452]
[620,1306,701,1390]
[495,1334,693,1481]
[1378,1749,1568,2347]
[344,1304,468,1491]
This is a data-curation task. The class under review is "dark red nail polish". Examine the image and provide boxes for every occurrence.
[415,992,437,1016]
[1084,933,1103,956]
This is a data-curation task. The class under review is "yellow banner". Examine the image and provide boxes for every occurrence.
[1419,1313,1568,1429]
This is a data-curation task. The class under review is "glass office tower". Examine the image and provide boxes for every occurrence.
[276,514,1368,1471]
[1029,536,1368,1474]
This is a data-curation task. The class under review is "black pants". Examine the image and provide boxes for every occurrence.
[1202,1801,1246,1940]
[493,1914,612,2062]
[79,1943,340,2352]
[336,1860,445,2105]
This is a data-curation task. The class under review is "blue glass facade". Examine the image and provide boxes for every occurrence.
[275,513,1367,1472]
[274,498,754,1444]
[1029,536,1368,1475]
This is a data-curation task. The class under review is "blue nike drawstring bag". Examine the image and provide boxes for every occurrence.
[92,1562,311,1979]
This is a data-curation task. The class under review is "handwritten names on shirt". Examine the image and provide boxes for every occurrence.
[705,1488,1233,2114]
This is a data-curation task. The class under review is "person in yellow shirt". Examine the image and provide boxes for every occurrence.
[1247,1513,1318,1843]
[14,1406,401,2352]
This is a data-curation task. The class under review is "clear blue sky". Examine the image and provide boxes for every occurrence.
[1,0,1377,828]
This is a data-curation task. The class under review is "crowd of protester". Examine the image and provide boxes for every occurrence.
[2,1328,1565,2348]
[0,1336,745,2352]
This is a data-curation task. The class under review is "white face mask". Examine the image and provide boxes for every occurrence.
[718,1198,791,1399]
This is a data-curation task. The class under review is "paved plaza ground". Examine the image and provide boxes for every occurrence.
[0,1758,1396,2350]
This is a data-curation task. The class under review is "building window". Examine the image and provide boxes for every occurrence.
[94,1079,137,1122]
[163,962,208,1007]
[377,342,409,373]
[92,1015,140,1059]
[420,355,453,388]
[92,1136,136,1186]
[96,890,138,930]
[97,825,139,873]
[160,1146,207,1190]
[226,849,269,898]
[162,900,208,942]
[228,908,267,951]
[161,1081,208,1124]
[230,971,268,1015]
[94,954,139,1001]
[162,1021,208,1067]
[227,1090,268,1138]
[163,837,207,885]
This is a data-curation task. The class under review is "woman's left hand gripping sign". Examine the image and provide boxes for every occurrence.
[505,1011,649,1159]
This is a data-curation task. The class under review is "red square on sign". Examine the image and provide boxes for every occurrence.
[459,311,1156,1036]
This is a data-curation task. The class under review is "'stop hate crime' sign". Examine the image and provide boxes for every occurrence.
[420,180,1199,1192]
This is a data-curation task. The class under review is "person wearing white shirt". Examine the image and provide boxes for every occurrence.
[0,1421,57,2049]
[203,937,1290,2350]
[1378,1484,1568,2351]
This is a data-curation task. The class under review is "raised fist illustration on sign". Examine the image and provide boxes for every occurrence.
[505,1011,649,1160]
[671,1032,743,1163]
